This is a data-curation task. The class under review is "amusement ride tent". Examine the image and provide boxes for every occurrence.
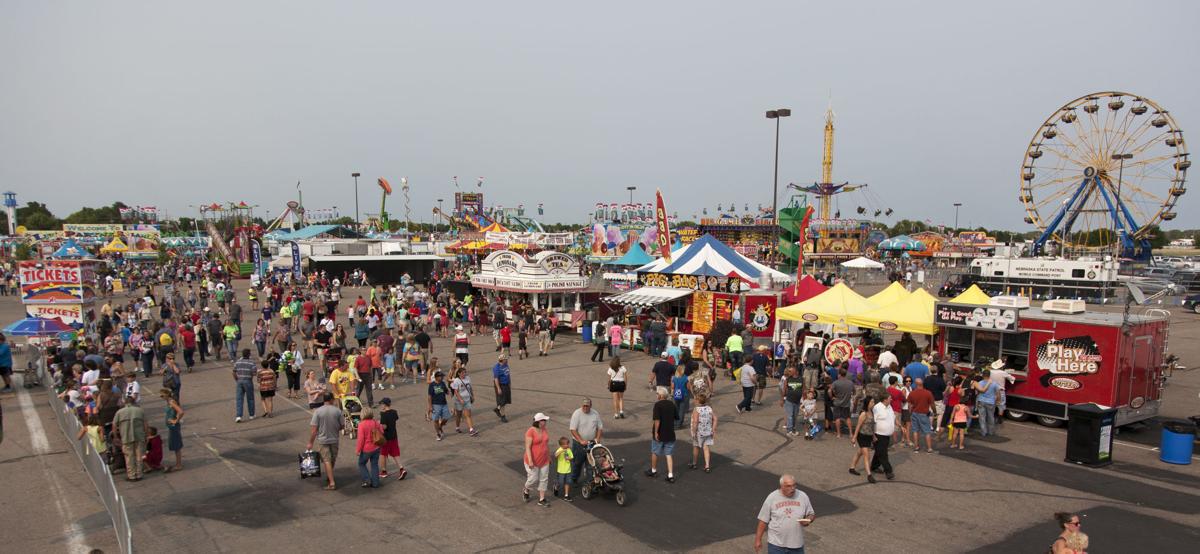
[777,282,877,325]
[867,281,910,307]
[847,288,938,335]
[606,243,655,267]
[635,234,792,288]
[99,236,129,254]
[949,284,991,305]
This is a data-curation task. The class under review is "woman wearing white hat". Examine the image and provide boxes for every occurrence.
[523,412,552,507]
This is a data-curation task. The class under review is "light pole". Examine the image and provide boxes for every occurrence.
[626,186,636,204]
[765,109,791,225]
[437,199,444,232]
[351,172,361,229]
[953,202,962,232]
[766,108,791,266]
[1111,153,1133,258]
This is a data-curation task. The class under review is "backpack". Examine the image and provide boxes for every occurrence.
[159,333,174,348]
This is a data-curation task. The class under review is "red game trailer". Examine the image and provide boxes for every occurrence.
[935,299,1169,427]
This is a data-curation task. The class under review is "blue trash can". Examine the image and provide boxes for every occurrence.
[1160,419,1196,465]
[581,321,593,344]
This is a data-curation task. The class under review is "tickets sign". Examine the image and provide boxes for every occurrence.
[26,304,86,328]
[19,260,96,303]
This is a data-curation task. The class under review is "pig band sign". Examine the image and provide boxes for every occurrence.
[637,272,741,293]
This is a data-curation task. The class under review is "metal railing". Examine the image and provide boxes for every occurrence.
[45,376,133,554]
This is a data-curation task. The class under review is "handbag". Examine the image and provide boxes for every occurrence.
[371,424,386,447]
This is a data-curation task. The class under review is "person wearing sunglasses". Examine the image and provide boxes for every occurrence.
[1051,512,1084,554]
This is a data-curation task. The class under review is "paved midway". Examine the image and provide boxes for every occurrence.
[2,282,1199,552]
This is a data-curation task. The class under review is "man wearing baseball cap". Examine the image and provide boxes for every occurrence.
[493,354,512,423]
[428,371,451,441]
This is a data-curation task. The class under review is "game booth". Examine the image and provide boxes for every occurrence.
[470,249,593,328]
[602,234,793,352]
[934,295,1169,427]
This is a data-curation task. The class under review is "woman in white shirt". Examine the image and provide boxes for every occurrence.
[606,357,627,419]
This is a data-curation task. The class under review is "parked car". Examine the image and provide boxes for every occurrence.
[1184,294,1200,314]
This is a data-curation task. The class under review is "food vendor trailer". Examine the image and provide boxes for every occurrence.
[936,298,1168,427]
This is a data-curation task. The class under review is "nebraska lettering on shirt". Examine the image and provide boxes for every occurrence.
[773,500,808,509]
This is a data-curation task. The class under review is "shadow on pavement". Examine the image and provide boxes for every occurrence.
[941,444,1200,514]
[506,442,856,551]
[970,505,1200,553]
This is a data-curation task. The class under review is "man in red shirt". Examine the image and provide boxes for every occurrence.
[353,347,375,407]
[907,379,936,453]
[179,325,198,371]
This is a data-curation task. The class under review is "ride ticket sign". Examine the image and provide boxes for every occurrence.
[18,260,96,304]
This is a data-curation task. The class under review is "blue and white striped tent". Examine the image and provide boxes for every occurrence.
[635,234,792,288]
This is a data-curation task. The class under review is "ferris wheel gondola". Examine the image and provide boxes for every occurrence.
[1021,92,1188,259]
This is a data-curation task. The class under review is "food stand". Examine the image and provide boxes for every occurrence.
[470,250,589,327]
[935,298,1168,426]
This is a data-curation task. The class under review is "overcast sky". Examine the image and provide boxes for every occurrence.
[2,0,1196,230]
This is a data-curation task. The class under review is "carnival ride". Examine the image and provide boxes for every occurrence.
[1022,91,1189,260]
[781,105,890,269]
[201,202,261,276]
[432,192,546,234]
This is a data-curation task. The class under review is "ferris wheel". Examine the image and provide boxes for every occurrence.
[1021,91,1189,259]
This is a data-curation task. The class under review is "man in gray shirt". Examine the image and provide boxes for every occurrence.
[755,474,815,552]
[307,392,344,490]
[569,397,604,486]
[233,349,257,422]
[830,368,855,439]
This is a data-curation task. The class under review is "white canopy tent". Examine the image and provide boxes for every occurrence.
[840,256,885,269]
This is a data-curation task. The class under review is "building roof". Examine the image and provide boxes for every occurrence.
[269,225,362,241]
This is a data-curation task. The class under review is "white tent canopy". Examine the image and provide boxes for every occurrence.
[636,234,792,288]
[840,256,885,269]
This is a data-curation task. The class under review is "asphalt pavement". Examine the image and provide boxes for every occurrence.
[3,282,1199,552]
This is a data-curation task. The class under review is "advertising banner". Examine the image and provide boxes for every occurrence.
[19,260,95,304]
[251,239,262,280]
[655,189,671,261]
[291,242,302,280]
[123,229,162,257]
[691,291,714,334]
[744,295,777,338]
[63,223,123,234]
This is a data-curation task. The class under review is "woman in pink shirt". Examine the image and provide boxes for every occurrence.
[355,408,384,488]
[522,413,552,507]
[608,319,624,359]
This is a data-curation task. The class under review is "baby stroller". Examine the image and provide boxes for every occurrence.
[578,443,627,506]
[340,395,363,439]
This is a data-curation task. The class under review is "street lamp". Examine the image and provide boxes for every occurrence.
[953,202,962,231]
[766,108,791,266]
[351,172,361,229]
[626,186,637,204]
[437,199,444,231]
[1111,153,1133,257]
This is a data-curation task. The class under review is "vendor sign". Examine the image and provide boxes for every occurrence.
[692,291,715,334]
[25,304,86,329]
[19,260,96,303]
[824,338,855,365]
[713,293,736,323]
[744,295,777,338]
[935,302,1019,331]
[637,272,741,293]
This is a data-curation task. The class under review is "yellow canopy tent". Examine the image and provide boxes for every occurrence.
[100,237,129,253]
[867,281,910,307]
[949,284,991,305]
[847,288,938,335]
[777,282,878,326]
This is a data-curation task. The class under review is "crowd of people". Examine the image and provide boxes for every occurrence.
[12,254,1087,552]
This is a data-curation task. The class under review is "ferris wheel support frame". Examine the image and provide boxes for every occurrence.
[1031,171,1149,258]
